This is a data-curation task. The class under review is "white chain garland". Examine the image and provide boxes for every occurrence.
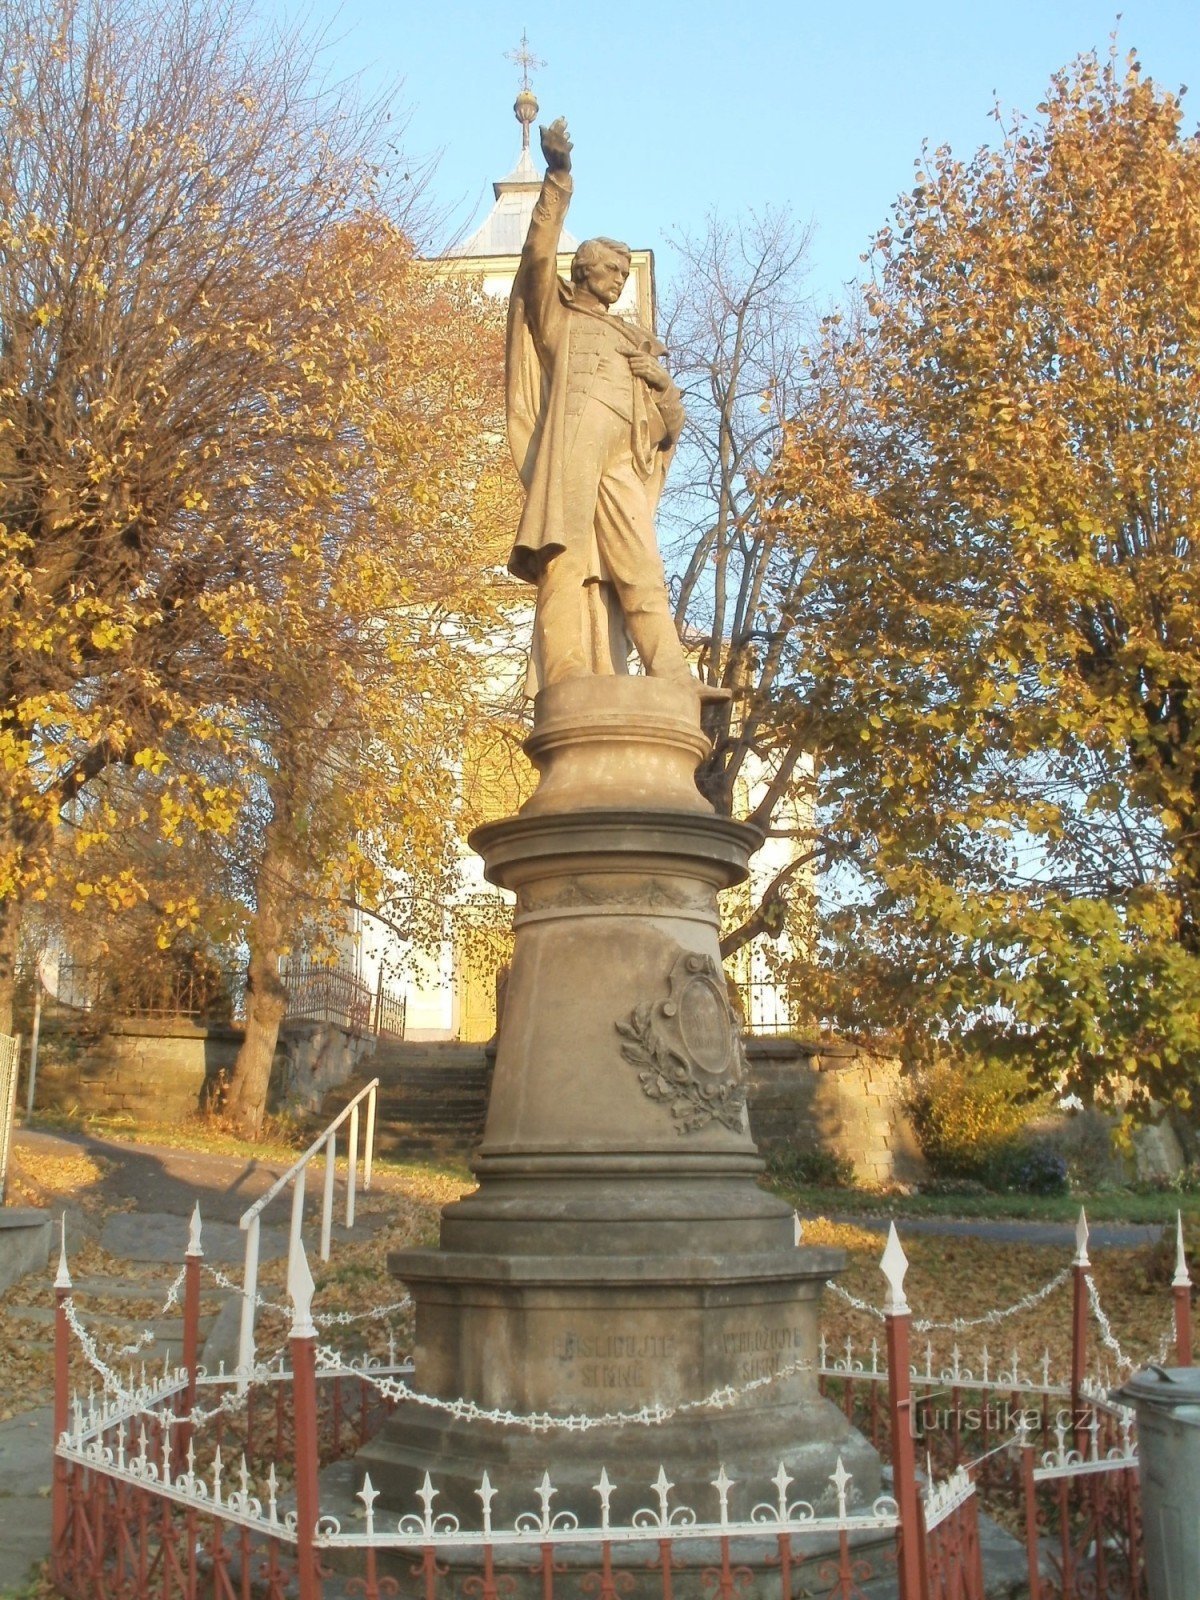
[114,1267,188,1356]
[314,1343,813,1434]
[63,1291,295,1429]
[823,1266,1072,1333]
[202,1263,412,1327]
[63,1297,135,1402]
[1085,1274,1150,1374]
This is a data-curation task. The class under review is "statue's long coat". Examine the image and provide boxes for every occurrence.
[505,169,681,590]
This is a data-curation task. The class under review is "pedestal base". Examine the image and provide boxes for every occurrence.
[359,678,879,1529]
[358,1245,879,1526]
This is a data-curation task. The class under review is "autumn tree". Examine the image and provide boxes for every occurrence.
[771,49,1200,1112]
[219,251,513,1135]
[0,0,416,1031]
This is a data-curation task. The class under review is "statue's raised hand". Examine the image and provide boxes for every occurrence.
[540,117,573,174]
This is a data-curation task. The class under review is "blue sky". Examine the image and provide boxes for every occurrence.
[291,0,1200,305]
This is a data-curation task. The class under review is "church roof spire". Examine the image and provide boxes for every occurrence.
[452,36,578,259]
[505,30,545,153]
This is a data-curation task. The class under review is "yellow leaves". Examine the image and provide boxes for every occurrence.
[89,618,127,651]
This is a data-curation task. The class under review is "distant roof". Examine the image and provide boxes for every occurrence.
[451,141,578,261]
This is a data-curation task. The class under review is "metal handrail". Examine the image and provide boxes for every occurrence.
[235,1077,379,1391]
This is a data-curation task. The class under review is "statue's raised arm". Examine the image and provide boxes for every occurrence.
[539,116,572,174]
[504,114,691,695]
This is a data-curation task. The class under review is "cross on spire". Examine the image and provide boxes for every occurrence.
[505,30,545,93]
[506,31,545,151]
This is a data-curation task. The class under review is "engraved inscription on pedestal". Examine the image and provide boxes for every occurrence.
[617,950,748,1134]
[552,1329,678,1395]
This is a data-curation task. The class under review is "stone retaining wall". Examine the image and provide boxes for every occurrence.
[29,1017,923,1189]
[30,1017,371,1123]
[745,1037,927,1188]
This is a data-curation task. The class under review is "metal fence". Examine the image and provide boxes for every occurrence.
[738,980,804,1037]
[24,956,409,1040]
[280,958,374,1034]
[49,1200,1192,1600]
[33,958,245,1023]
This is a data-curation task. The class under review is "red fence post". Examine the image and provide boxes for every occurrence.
[1018,1428,1042,1600]
[178,1202,203,1473]
[881,1223,925,1600]
[1173,1210,1193,1366]
[1071,1209,1090,1450]
[50,1216,71,1583]
[289,1241,323,1600]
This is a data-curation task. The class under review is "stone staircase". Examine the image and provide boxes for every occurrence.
[312,1040,493,1156]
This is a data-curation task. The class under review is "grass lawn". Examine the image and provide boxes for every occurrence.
[20,1107,474,1186]
[768,1178,1200,1224]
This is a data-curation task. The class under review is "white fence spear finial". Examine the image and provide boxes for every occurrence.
[1174,1210,1191,1288]
[187,1201,204,1259]
[1074,1206,1090,1268]
[880,1221,909,1315]
[54,1210,71,1290]
[287,1237,317,1339]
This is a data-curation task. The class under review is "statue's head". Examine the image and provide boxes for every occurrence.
[571,237,631,308]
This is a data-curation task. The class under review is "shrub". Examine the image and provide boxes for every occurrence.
[764,1143,856,1190]
[1003,1144,1070,1195]
[906,1057,1047,1182]
[916,1175,991,1198]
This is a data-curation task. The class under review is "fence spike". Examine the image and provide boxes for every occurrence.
[287,1238,317,1339]
[594,1466,614,1530]
[476,1472,496,1536]
[187,1202,204,1259]
[713,1465,734,1525]
[1074,1207,1090,1267]
[54,1212,71,1290]
[653,1465,674,1525]
[359,1472,379,1536]
[1174,1210,1191,1288]
[880,1222,909,1314]
[830,1456,851,1521]
[793,1210,803,1246]
[417,1471,437,1536]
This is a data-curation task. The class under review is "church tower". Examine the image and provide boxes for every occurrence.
[437,38,657,330]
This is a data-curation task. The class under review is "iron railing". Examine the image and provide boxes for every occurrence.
[235,1077,379,1392]
[47,1201,1191,1600]
[738,980,804,1036]
[21,955,408,1039]
[280,958,373,1034]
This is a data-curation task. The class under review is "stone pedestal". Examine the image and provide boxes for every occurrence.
[359,677,878,1522]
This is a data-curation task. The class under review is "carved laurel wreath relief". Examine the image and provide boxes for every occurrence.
[616,951,748,1134]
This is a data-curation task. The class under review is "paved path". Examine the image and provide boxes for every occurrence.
[15,1126,299,1224]
[0,1405,53,1595]
[798,1210,1163,1249]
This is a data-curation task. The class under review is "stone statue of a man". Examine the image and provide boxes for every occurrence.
[506,117,692,692]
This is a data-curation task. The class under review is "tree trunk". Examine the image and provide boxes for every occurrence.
[0,889,19,1038]
[226,828,291,1138]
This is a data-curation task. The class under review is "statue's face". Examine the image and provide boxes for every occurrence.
[580,248,630,307]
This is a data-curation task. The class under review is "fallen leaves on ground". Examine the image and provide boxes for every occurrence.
[811,1217,1179,1385]
[5,1150,109,1211]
